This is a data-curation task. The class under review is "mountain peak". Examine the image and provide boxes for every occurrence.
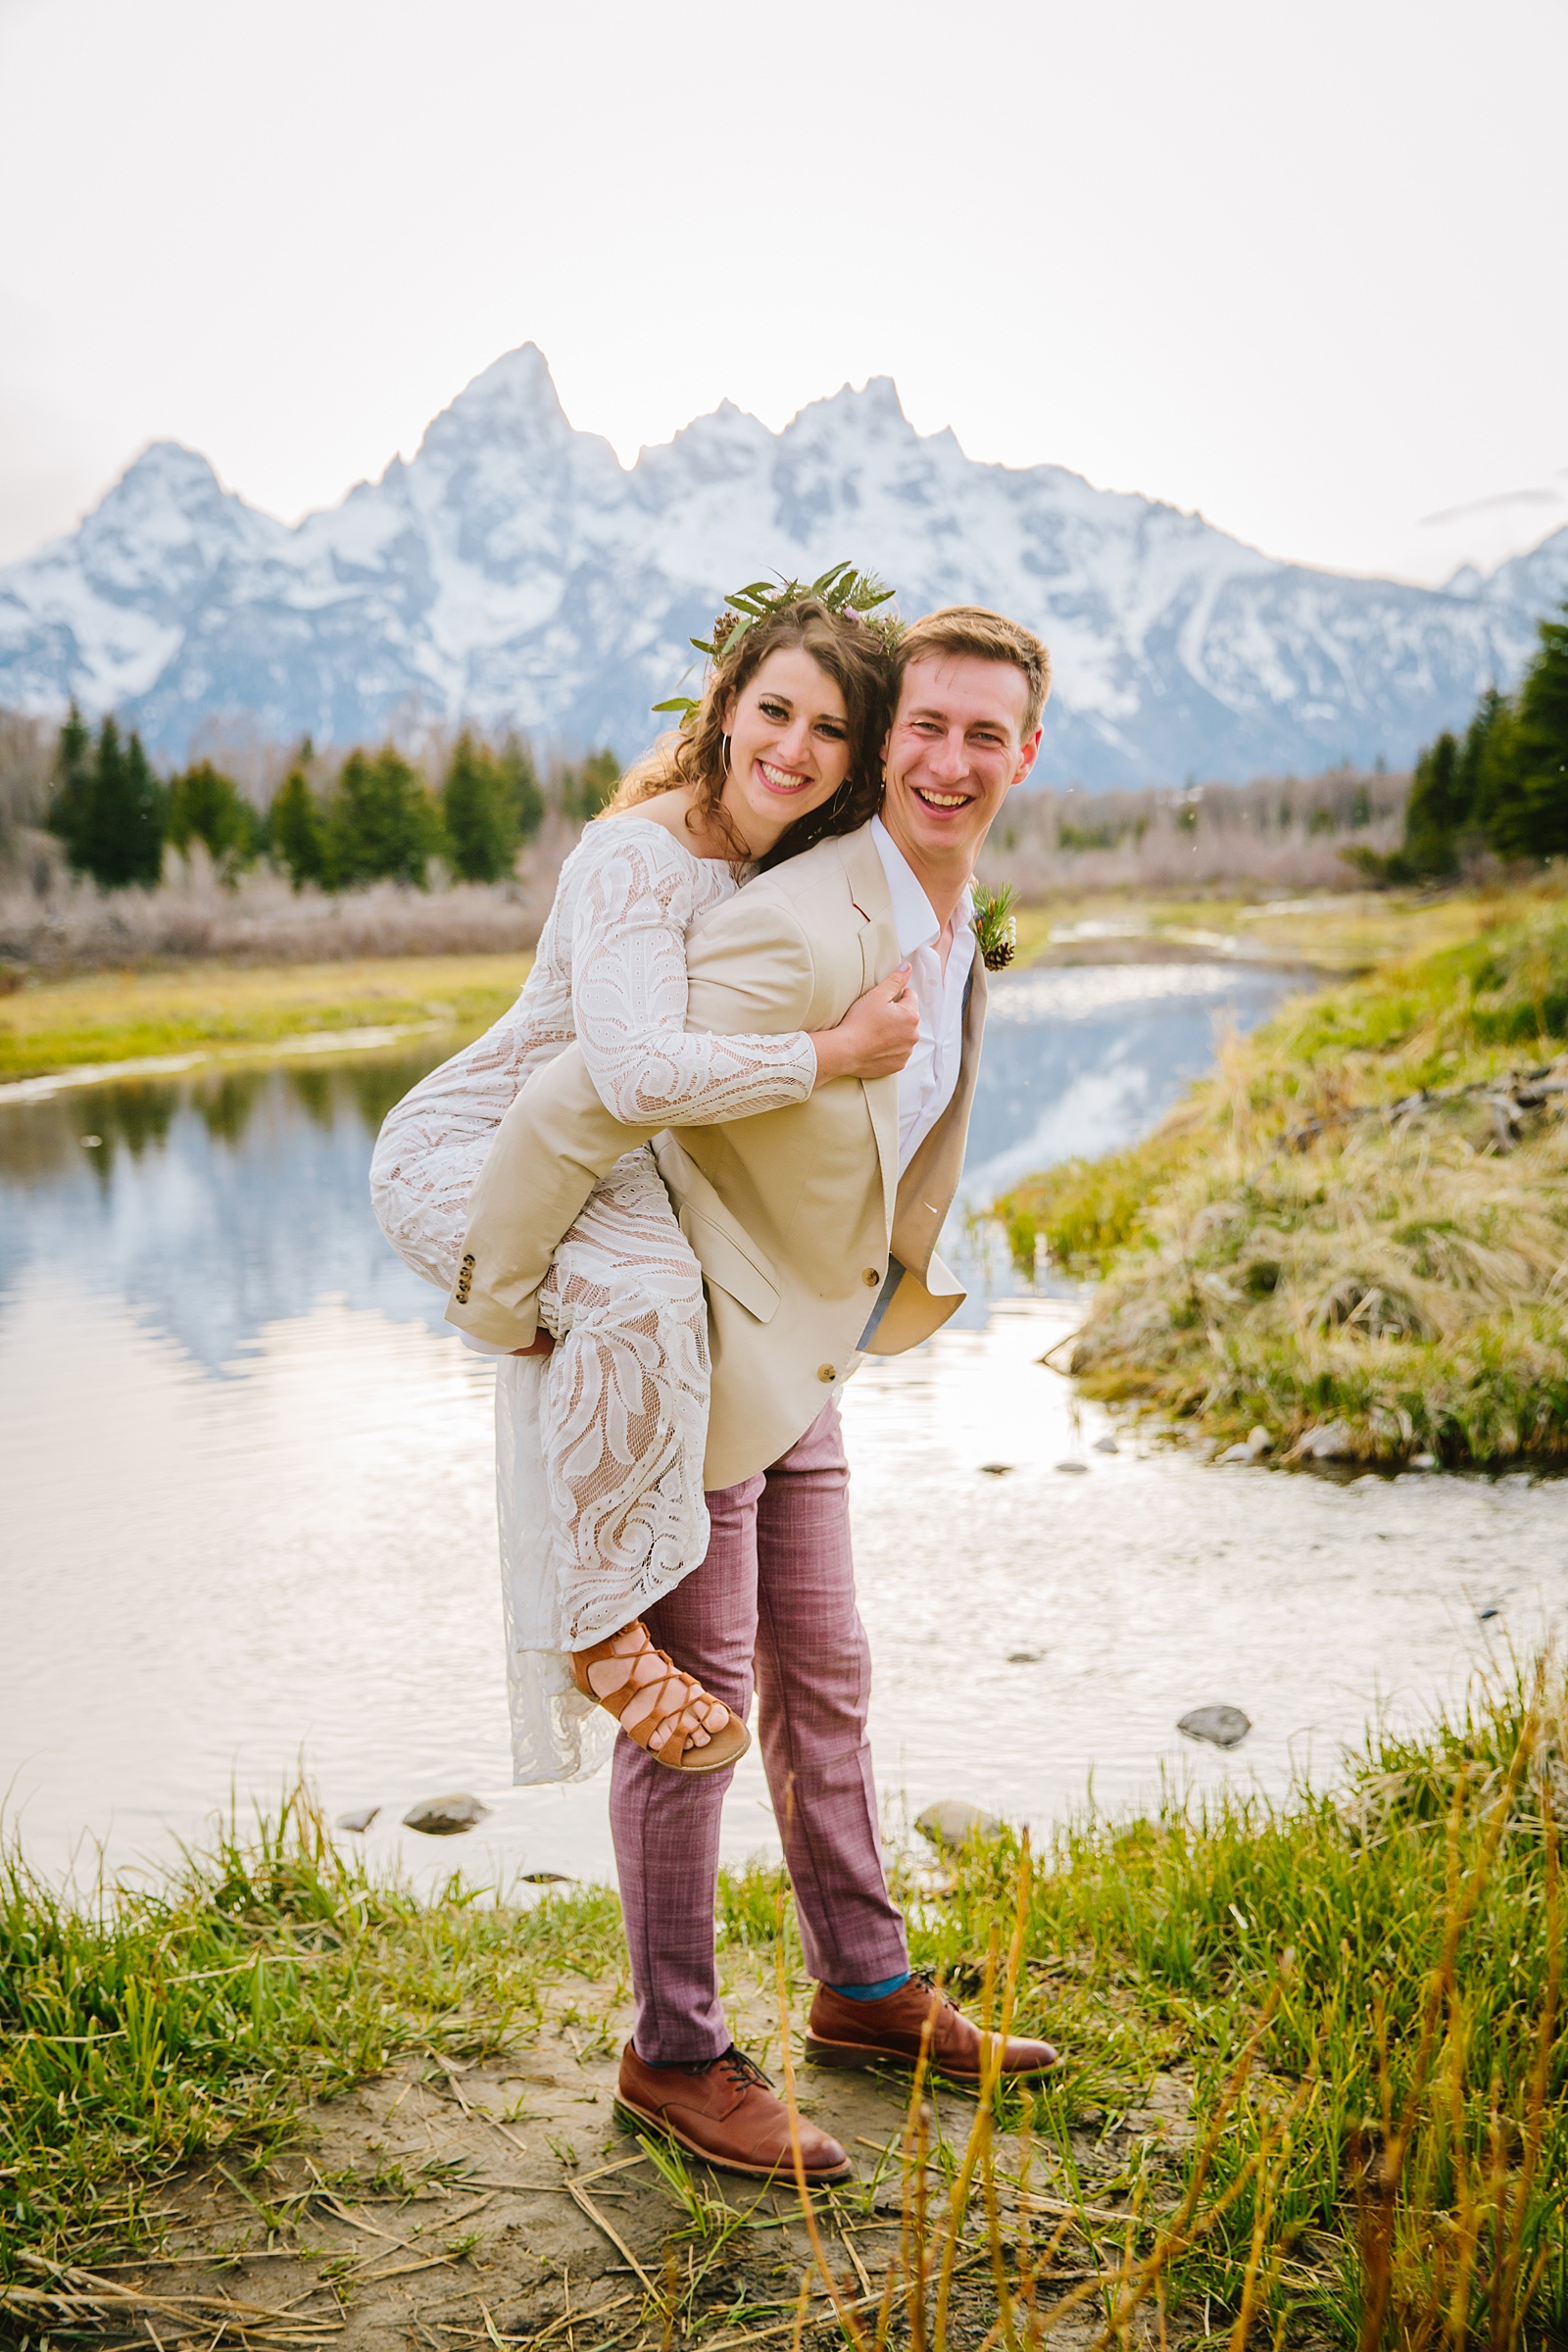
[419,342,572,450]
[0,339,1555,782]
[790,374,910,437]
[102,440,227,512]
[79,440,273,561]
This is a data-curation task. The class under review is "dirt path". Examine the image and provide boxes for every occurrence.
[49,1960,1175,2351]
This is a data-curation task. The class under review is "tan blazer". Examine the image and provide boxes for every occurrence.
[446,821,987,1487]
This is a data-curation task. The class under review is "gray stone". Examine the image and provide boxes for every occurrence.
[1290,1420,1354,1461]
[916,1799,1004,1850]
[1007,1648,1047,1664]
[1054,1459,1090,1474]
[1178,1705,1252,1750]
[1409,1452,1437,1470]
[335,1804,379,1835]
[1092,1436,1120,1454]
[978,1462,1013,1476]
[1217,1427,1273,1466]
[520,1870,574,1884]
[402,1791,492,1836]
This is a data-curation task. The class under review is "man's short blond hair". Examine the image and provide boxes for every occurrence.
[897,606,1052,739]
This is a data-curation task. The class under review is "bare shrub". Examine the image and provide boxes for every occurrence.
[981,767,1408,898]
[0,821,575,974]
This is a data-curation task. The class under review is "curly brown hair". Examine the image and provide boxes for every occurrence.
[605,598,895,868]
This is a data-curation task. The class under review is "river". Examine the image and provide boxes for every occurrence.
[3,958,1563,1895]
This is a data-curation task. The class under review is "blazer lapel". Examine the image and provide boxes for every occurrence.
[834,827,902,1234]
[890,948,987,1277]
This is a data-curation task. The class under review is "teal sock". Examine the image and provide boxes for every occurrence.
[831,1971,911,2001]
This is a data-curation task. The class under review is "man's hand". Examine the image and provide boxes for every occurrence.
[809,965,920,1084]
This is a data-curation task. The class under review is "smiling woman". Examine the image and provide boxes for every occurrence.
[608,579,895,865]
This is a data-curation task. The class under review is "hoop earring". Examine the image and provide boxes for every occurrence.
[721,734,732,777]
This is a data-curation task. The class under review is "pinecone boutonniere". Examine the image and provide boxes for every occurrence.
[971,883,1016,971]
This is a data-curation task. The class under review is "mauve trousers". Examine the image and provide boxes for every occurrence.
[609,1398,909,2063]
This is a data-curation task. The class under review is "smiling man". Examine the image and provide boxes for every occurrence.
[437,605,1054,2179]
[871,612,1047,1178]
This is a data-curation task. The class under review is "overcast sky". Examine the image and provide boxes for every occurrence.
[2,0,1564,584]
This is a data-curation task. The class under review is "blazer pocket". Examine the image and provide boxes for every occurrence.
[679,1206,780,1325]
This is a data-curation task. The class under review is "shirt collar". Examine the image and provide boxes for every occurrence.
[870,816,974,961]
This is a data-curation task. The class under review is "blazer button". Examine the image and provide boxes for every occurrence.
[862,1266,882,1288]
[817,1363,837,1384]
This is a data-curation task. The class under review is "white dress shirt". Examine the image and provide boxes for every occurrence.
[870,816,974,1177]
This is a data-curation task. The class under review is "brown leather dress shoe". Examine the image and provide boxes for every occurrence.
[615,2041,852,2181]
[806,1971,1059,2083]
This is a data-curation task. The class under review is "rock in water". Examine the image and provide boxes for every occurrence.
[1217,1427,1273,1465]
[1092,1435,1120,1454]
[335,1804,379,1834]
[1290,1420,1354,1461]
[1178,1706,1252,1750]
[402,1792,492,1836]
[916,1799,1004,1849]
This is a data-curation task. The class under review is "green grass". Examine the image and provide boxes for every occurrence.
[0,954,531,1081]
[0,1789,622,2282]
[4,1665,1564,2347]
[996,888,1568,1463]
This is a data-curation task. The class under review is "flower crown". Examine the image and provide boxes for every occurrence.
[654,562,901,729]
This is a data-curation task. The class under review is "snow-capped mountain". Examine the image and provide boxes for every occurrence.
[1,344,1560,787]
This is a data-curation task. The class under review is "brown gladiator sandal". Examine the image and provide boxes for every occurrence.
[569,1622,751,1774]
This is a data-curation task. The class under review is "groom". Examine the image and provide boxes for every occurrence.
[450,607,1057,2179]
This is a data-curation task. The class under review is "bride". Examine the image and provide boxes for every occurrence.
[371,577,917,1784]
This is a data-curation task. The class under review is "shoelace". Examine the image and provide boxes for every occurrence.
[682,2043,772,2090]
[909,1966,959,2010]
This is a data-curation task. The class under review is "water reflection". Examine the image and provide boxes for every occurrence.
[0,1045,453,1371]
[0,964,1293,1369]
[16,958,1552,1899]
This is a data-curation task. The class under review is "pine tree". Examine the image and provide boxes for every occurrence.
[502,734,545,842]
[1401,731,1464,875]
[1472,700,1531,858]
[270,763,327,890]
[557,747,622,823]
[48,705,96,866]
[167,760,260,876]
[324,745,443,887]
[1505,601,1568,859]
[442,731,519,883]
[1455,687,1504,819]
[60,716,166,888]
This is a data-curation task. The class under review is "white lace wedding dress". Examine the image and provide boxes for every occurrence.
[370,816,816,1784]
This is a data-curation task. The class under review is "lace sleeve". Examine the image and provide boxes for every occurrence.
[570,831,817,1126]
[368,990,569,1292]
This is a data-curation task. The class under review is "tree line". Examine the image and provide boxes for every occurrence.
[44,710,621,891]
[1378,597,1568,880]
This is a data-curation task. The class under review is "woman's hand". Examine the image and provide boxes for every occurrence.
[511,1331,556,1357]
[809,965,920,1084]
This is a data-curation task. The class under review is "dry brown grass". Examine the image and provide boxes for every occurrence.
[998,887,1568,1462]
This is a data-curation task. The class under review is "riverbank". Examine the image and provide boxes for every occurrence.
[4,1664,1562,2351]
[998,879,1568,1466]
[0,887,1506,1087]
[0,955,532,1084]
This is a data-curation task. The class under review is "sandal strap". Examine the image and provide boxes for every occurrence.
[579,1625,727,1765]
